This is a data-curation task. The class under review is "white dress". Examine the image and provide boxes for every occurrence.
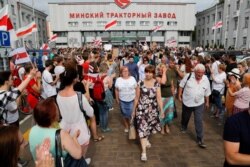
[56,93,94,145]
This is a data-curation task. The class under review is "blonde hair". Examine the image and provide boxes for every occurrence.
[99,62,109,73]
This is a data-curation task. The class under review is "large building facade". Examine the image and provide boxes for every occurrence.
[196,0,250,50]
[48,0,196,48]
[0,0,48,48]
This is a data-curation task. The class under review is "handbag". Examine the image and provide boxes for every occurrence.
[55,129,88,167]
[129,117,136,140]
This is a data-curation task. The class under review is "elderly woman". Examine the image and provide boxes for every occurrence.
[132,65,163,161]
[115,66,137,133]
[29,98,82,161]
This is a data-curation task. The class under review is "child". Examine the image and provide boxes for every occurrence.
[227,73,250,115]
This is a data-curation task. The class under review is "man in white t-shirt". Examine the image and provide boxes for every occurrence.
[54,57,65,90]
[42,60,58,99]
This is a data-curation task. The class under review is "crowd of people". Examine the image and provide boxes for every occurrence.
[0,45,250,167]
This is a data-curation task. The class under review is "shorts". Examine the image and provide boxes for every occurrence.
[119,100,134,118]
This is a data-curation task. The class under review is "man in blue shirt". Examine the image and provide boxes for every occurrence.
[125,55,139,81]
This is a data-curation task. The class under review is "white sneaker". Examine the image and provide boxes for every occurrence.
[109,107,114,111]
[85,158,91,165]
[124,129,129,133]
[141,153,147,161]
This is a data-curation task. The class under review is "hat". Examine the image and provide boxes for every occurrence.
[228,68,241,78]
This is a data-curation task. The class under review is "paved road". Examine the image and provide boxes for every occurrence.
[20,101,225,167]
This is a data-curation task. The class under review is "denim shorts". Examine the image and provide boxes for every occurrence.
[119,100,134,118]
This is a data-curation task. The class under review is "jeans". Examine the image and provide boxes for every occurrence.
[96,101,109,130]
[212,92,223,115]
[181,103,205,142]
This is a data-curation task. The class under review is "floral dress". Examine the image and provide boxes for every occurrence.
[136,80,161,138]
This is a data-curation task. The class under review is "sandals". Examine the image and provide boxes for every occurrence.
[93,136,104,142]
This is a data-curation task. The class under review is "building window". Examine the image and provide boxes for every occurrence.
[57,32,67,37]
[245,17,249,28]
[247,0,250,9]
[202,29,204,36]
[68,22,78,27]
[212,29,214,34]
[202,40,204,47]
[233,38,236,46]
[198,40,200,45]
[228,4,230,15]
[212,14,215,21]
[226,21,229,31]
[203,17,205,24]
[234,18,238,30]
[11,5,15,15]
[117,21,121,26]
[198,19,201,25]
[83,32,96,37]
[225,39,228,48]
[217,40,220,45]
[138,31,149,36]
[167,21,177,26]
[217,28,221,34]
[111,31,123,36]
[207,28,209,35]
[179,31,190,36]
[243,37,247,45]
[125,21,135,26]
[97,21,107,26]
[211,40,214,45]
[206,40,209,46]
[218,12,222,20]
[198,30,200,37]
[207,16,210,24]
[13,22,17,29]
[82,21,92,27]
[236,0,240,10]
[153,21,163,26]
[0,0,4,8]
[140,21,150,26]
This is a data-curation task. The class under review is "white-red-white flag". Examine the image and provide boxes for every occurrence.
[165,38,177,47]
[9,47,31,65]
[40,43,50,55]
[49,34,57,43]
[0,5,17,42]
[212,21,223,30]
[153,25,163,32]
[105,20,117,31]
[92,39,102,47]
[16,21,37,38]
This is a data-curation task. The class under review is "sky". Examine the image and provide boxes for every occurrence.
[21,0,218,14]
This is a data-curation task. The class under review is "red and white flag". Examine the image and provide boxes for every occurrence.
[165,38,177,47]
[212,21,223,30]
[153,25,163,32]
[105,20,117,31]
[92,39,102,46]
[40,43,50,55]
[0,5,17,41]
[49,34,57,43]
[9,47,31,65]
[16,21,37,38]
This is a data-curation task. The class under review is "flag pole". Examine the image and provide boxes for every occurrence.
[32,0,37,49]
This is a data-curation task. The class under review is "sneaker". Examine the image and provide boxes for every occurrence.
[85,158,91,165]
[109,107,114,111]
[141,153,147,161]
[180,127,187,133]
[18,158,28,167]
[197,141,207,148]
[124,129,129,133]
[102,127,112,133]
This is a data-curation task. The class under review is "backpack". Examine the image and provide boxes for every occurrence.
[12,66,22,87]
[93,75,106,101]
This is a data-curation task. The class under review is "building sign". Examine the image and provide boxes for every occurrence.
[69,12,176,19]
[114,0,131,9]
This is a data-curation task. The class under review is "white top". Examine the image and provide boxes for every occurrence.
[57,93,94,145]
[139,64,148,81]
[3,101,18,124]
[18,67,25,80]
[42,69,57,98]
[54,65,65,89]
[212,72,226,95]
[211,60,221,76]
[179,73,211,107]
[115,76,137,102]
